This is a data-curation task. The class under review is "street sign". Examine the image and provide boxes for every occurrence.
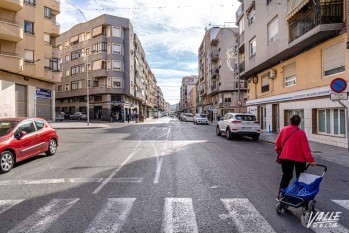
[330,78,347,93]
[36,89,52,99]
[330,93,348,101]
[237,100,242,106]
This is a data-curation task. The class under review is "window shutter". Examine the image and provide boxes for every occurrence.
[70,35,79,43]
[92,26,102,37]
[322,42,345,73]
[93,60,102,70]
[283,63,296,78]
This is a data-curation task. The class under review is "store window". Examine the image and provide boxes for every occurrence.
[286,110,304,130]
[318,109,345,136]
[322,42,345,77]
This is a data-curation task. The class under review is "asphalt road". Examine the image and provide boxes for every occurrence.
[0,117,348,233]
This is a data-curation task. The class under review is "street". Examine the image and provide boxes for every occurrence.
[0,117,348,233]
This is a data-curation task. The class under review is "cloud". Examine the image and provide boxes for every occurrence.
[58,0,239,104]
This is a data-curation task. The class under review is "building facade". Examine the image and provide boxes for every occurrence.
[197,26,247,121]
[0,0,61,120]
[236,0,348,148]
[179,75,198,112]
[188,85,197,114]
[55,14,162,121]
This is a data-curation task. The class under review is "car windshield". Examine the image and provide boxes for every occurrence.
[199,114,207,118]
[0,121,19,137]
[235,115,256,121]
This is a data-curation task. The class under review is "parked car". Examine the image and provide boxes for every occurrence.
[55,112,64,121]
[181,113,194,122]
[216,113,261,141]
[0,118,58,173]
[194,114,209,125]
[70,112,87,120]
[169,113,174,117]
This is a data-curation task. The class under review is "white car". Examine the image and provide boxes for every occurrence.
[181,113,194,122]
[216,113,261,140]
[193,114,209,125]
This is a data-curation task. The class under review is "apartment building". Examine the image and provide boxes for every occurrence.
[236,0,348,148]
[157,85,165,111]
[179,75,198,112]
[0,0,61,120]
[55,14,157,121]
[197,27,247,121]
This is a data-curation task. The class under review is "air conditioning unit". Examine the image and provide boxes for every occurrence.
[267,69,276,79]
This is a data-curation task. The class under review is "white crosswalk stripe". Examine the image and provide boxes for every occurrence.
[221,198,276,233]
[0,200,24,215]
[332,200,349,211]
[8,198,79,233]
[84,198,136,233]
[162,198,199,233]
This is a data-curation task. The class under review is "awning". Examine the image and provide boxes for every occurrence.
[285,0,310,21]
[70,35,79,43]
[92,26,102,37]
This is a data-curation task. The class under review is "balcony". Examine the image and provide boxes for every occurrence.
[235,80,247,90]
[235,2,244,22]
[211,68,219,77]
[211,50,219,61]
[289,1,344,43]
[0,0,23,11]
[50,0,61,15]
[0,51,23,72]
[0,18,23,42]
[237,31,244,47]
[52,22,60,37]
[211,84,218,92]
[211,38,218,45]
[239,61,245,73]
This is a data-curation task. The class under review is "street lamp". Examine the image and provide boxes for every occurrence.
[86,52,90,126]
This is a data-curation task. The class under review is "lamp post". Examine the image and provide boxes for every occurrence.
[86,53,90,126]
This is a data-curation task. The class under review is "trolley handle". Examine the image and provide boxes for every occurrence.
[305,164,327,176]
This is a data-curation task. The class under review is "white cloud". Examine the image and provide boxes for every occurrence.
[58,0,239,104]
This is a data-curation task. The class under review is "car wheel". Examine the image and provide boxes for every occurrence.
[226,128,233,140]
[183,118,186,122]
[216,126,221,136]
[0,151,14,174]
[46,139,57,156]
[252,135,259,141]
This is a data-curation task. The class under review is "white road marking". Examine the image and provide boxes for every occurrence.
[153,127,170,184]
[221,198,276,233]
[92,140,142,194]
[0,177,143,185]
[162,198,199,233]
[332,200,349,211]
[84,198,136,233]
[8,198,79,233]
[0,200,24,215]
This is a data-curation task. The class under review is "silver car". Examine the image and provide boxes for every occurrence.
[194,114,209,125]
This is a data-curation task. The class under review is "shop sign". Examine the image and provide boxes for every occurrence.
[36,89,52,99]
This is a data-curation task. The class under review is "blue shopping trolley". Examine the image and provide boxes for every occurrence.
[276,164,327,220]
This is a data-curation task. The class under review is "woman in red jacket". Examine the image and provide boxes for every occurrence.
[275,114,316,195]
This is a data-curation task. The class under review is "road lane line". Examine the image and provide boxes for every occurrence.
[84,198,135,233]
[153,127,170,184]
[92,140,142,194]
[8,198,79,233]
[0,200,24,215]
[332,200,349,211]
[221,198,276,233]
[162,198,199,233]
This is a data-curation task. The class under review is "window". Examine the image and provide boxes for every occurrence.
[112,26,122,37]
[65,55,69,62]
[248,9,255,25]
[322,42,345,77]
[261,73,269,92]
[86,31,91,40]
[268,16,278,44]
[70,35,79,46]
[24,50,34,62]
[64,41,69,48]
[249,37,256,57]
[112,60,122,70]
[65,84,70,91]
[57,85,63,92]
[86,48,90,55]
[78,33,85,42]
[24,0,35,5]
[18,121,36,134]
[24,20,34,34]
[92,26,103,37]
[284,63,296,87]
[44,7,51,19]
[318,109,345,136]
[287,110,304,130]
[65,69,70,76]
[71,50,81,60]
[34,120,44,130]
[58,44,62,50]
[44,33,51,43]
[112,78,121,88]
[224,98,231,103]
[239,17,244,35]
[92,42,107,52]
[267,0,273,4]
[44,58,50,69]
[51,58,59,72]
[112,44,121,54]
[71,81,78,90]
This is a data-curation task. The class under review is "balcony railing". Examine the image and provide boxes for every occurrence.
[211,84,217,91]
[235,80,247,89]
[239,61,245,73]
[235,3,244,22]
[289,1,343,42]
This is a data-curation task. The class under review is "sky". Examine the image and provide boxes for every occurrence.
[57,0,240,104]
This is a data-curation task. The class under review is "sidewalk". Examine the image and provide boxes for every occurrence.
[260,132,349,168]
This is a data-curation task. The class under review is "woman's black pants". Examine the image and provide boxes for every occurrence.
[279,159,306,191]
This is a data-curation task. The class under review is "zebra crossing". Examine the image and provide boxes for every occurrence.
[0,198,348,233]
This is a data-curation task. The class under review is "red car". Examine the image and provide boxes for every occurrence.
[0,118,58,174]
